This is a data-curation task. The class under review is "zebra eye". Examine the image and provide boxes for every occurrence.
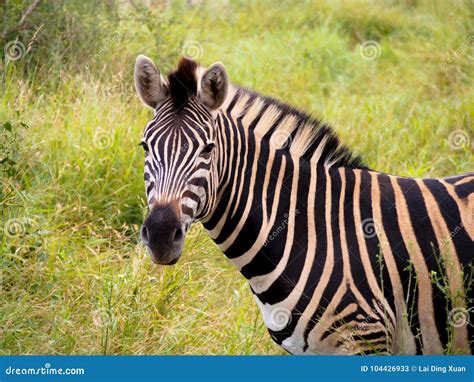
[201,143,215,156]
[139,142,149,152]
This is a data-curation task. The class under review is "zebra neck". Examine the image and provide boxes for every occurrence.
[202,84,365,282]
[203,114,303,278]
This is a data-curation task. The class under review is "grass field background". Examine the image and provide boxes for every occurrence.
[1,0,472,355]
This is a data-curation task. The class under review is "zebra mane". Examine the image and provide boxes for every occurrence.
[166,58,367,169]
[223,86,369,170]
[167,58,198,108]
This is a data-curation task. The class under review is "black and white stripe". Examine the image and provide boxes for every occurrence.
[135,56,473,355]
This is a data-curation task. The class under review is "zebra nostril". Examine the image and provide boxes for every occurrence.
[141,225,149,245]
[173,227,184,243]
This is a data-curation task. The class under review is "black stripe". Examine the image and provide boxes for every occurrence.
[377,173,421,354]
[212,116,253,245]
[231,138,271,267]
[344,169,383,316]
[285,166,327,350]
[303,168,344,350]
[423,178,474,349]
[203,115,235,229]
[239,152,294,274]
[397,177,449,351]
[443,173,473,185]
[257,158,310,304]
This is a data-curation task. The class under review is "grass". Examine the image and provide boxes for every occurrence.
[1,0,473,355]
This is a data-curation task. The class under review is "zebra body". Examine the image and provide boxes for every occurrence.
[134,56,473,355]
[207,158,473,354]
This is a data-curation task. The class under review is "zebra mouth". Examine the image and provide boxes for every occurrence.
[146,245,182,265]
[163,256,180,265]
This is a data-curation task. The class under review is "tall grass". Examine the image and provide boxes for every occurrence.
[1,0,472,354]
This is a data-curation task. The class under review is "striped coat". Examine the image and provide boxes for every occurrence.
[134,56,473,355]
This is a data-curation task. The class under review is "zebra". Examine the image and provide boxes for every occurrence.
[133,55,473,355]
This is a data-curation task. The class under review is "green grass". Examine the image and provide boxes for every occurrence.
[1,0,473,355]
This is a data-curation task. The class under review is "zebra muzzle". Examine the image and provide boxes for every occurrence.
[141,203,185,265]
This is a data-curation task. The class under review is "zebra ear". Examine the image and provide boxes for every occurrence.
[198,62,228,110]
[134,55,168,109]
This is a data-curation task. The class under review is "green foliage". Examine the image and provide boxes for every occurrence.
[1,0,473,355]
[0,121,28,178]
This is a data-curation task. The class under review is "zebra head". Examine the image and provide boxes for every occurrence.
[134,55,228,265]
